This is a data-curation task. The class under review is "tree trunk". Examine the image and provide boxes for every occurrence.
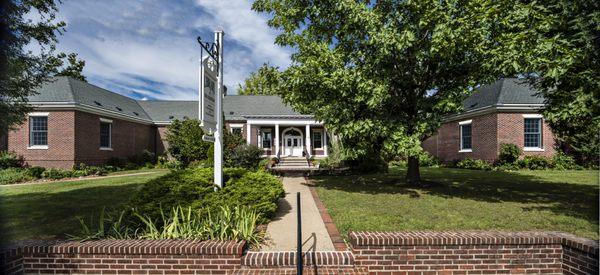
[406,155,421,186]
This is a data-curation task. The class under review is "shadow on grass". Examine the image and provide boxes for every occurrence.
[0,183,143,243]
[311,168,599,225]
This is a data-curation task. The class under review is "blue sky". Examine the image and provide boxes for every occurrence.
[51,0,291,100]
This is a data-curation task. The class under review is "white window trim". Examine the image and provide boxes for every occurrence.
[458,119,472,125]
[459,122,473,152]
[523,147,544,152]
[523,117,543,150]
[28,112,49,117]
[28,114,49,149]
[229,123,244,134]
[27,145,49,150]
[522,114,543,118]
[99,119,112,150]
[312,129,324,149]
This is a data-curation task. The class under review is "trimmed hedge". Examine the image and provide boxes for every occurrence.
[128,167,284,224]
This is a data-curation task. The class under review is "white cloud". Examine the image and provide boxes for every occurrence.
[53,0,291,100]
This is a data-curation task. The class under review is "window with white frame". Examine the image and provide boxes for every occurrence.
[229,124,243,136]
[261,129,272,149]
[100,120,112,149]
[459,121,472,151]
[524,118,542,149]
[29,116,48,147]
[312,130,323,149]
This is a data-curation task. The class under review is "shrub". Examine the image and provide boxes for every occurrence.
[226,144,264,170]
[498,143,521,164]
[456,158,492,170]
[495,162,521,171]
[42,168,73,180]
[72,170,88,177]
[0,168,33,184]
[388,159,406,167]
[418,152,440,167]
[258,158,270,171]
[551,152,582,170]
[0,151,22,169]
[26,166,46,178]
[128,167,283,225]
[519,155,551,170]
[166,119,211,166]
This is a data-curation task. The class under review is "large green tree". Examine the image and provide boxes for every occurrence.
[237,63,281,95]
[488,0,599,164]
[0,0,85,132]
[253,0,498,184]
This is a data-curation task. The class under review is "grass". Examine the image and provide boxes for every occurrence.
[0,170,169,242]
[313,167,599,239]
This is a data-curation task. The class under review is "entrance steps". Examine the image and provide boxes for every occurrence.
[271,157,316,172]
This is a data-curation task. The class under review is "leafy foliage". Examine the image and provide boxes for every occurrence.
[0,151,22,169]
[455,158,493,170]
[237,63,282,95]
[518,156,551,170]
[46,53,86,81]
[26,166,46,178]
[41,168,73,179]
[252,0,500,184]
[551,152,582,170]
[226,144,264,170]
[0,168,33,184]
[498,143,522,164]
[1,0,85,131]
[487,0,600,165]
[128,168,284,224]
[165,119,211,166]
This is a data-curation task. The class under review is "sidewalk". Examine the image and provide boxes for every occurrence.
[261,175,335,251]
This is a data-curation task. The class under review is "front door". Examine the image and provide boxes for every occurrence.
[284,136,303,156]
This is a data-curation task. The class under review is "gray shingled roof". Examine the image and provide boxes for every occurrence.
[29,77,152,120]
[463,78,545,111]
[137,101,198,122]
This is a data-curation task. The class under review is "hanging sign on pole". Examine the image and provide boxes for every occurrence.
[197,29,224,189]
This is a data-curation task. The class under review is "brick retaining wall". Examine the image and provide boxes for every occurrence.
[2,232,597,274]
[350,231,598,275]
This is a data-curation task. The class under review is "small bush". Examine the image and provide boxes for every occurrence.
[226,144,264,170]
[498,143,521,164]
[258,158,270,171]
[519,155,551,170]
[0,151,22,169]
[128,167,283,225]
[456,158,492,170]
[72,170,88,177]
[551,152,582,170]
[42,168,73,180]
[0,168,33,184]
[26,166,46,178]
[495,162,521,171]
[418,152,440,167]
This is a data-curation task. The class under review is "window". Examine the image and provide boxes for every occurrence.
[312,131,323,149]
[460,123,472,151]
[100,121,112,149]
[29,116,48,147]
[261,130,272,149]
[524,118,542,149]
[231,127,242,136]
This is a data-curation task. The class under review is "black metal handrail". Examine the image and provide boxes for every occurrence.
[303,147,311,167]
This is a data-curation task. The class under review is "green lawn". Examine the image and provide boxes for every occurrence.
[313,167,599,239]
[0,170,169,242]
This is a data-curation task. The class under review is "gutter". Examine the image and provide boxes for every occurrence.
[443,104,545,122]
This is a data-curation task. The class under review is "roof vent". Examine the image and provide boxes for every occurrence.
[229,111,234,115]
[133,112,139,116]
[168,115,174,119]
[93,101,102,106]
[115,106,123,111]
[469,103,478,108]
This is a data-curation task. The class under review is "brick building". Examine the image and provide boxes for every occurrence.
[422,78,556,162]
[4,77,328,169]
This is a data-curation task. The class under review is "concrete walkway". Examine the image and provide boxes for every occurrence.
[262,175,335,251]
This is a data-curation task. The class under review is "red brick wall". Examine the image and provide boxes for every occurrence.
[7,111,76,169]
[2,232,597,274]
[423,112,557,162]
[350,231,599,275]
[497,113,556,158]
[73,111,155,166]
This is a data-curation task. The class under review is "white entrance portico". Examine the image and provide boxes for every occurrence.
[243,117,328,158]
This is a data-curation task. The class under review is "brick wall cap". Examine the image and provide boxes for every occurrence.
[1,239,245,257]
[349,231,598,255]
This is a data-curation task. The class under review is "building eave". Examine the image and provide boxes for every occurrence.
[444,104,545,122]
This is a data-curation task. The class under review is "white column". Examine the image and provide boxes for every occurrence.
[246,122,252,144]
[305,124,311,157]
[323,128,328,156]
[275,124,280,156]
